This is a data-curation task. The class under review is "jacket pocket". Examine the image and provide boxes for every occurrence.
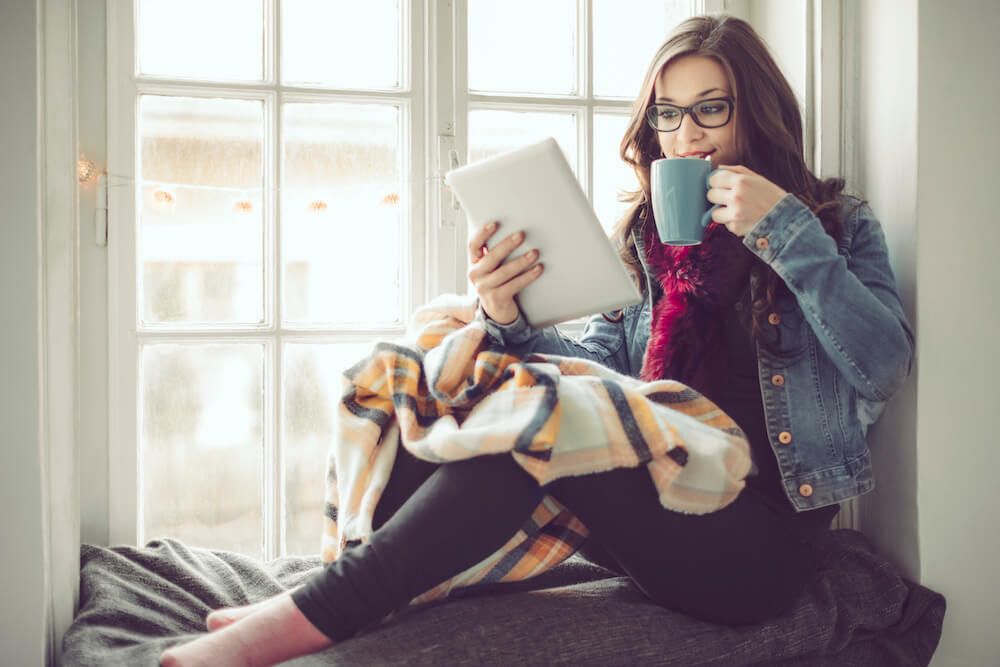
[771,294,808,359]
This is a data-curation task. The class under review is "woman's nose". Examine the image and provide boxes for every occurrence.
[677,112,704,141]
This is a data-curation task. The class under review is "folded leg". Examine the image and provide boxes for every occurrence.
[291,450,546,641]
[545,466,834,626]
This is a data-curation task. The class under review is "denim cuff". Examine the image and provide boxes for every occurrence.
[475,300,537,346]
[743,192,819,263]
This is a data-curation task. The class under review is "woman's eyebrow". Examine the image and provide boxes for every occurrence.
[656,87,726,103]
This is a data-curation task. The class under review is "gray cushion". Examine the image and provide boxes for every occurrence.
[63,529,944,666]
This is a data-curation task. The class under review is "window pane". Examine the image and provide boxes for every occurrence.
[467,109,577,173]
[594,113,640,233]
[139,96,264,326]
[282,341,397,556]
[137,0,264,81]
[282,102,402,326]
[282,0,401,89]
[141,343,264,557]
[593,0,697,98]
[468,0,576,95]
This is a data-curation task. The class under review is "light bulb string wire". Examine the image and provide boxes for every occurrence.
[103,172,398,199]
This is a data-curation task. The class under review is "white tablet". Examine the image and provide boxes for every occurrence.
[445,137,642,329]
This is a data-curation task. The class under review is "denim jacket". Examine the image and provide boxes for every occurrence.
[476,193,915,511]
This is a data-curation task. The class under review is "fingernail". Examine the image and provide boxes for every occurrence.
[487,222,497,230]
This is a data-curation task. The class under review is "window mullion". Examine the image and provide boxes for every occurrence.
[813,0,841,180]
[583,0,593,203]
[266,0,281,560]
[453,0,470,297]
[406,0,425,317]
[428,0,464,297]
[107,0,141,548]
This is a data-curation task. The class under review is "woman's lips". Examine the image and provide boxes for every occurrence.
[677,150,715,158]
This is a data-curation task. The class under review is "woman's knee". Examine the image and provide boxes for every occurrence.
[632,549,812,626]
[638,577,802,626]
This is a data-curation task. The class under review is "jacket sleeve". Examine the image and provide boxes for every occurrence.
[743,194,915,402]
[474,301,631,376]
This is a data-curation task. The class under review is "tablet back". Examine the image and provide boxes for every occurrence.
[446,137,642,329]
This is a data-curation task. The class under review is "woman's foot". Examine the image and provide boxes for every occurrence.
[160,592,333,667]
[159,621,254,667]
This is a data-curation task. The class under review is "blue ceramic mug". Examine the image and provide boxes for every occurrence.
[650,156,722,245]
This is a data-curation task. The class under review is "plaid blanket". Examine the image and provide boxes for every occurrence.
[321,294,752,605]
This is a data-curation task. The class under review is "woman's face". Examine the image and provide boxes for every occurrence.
[651,55,739,168]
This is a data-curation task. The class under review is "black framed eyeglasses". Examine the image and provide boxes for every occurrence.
[645,96,734,133]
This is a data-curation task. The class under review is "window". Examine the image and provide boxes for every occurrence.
[106,0,734,558]
[460,0,698,235]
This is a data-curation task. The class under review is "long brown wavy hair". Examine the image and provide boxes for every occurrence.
[610,14,863,353]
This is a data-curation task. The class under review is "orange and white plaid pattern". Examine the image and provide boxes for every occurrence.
[320,294,751,606]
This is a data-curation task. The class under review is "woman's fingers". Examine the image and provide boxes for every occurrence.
[466,221,544,325]
[495,262,544,299]
[468,221,498,262]
[468,229,526,277]
[479,247,540,289]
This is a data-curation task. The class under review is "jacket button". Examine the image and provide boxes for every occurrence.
[768,312,781,325]
[798,484,814,497]
[771,374,785,386]
[755,237,770,250]
[778,431,792,445]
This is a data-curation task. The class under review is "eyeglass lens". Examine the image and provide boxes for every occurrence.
[648,99,731,131]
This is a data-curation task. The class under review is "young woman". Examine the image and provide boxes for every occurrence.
[161,14,913,667]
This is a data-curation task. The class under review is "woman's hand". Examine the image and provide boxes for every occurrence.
[707,164,789,238]
[468,221,544,325]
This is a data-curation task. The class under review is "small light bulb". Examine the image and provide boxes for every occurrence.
[77,158,97,183]
[231,198,254,214]
[152,188,176,206]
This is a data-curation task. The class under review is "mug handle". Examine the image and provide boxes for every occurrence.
[701,205,720,230]
[703,167,725,229]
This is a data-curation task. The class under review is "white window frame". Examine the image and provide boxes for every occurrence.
[106,0,426,554]
[103,0,846,550]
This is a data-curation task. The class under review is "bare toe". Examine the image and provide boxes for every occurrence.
[205,601,263,632]
[206,613,232,632]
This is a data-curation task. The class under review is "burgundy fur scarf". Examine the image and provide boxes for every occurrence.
[638,214,756,400]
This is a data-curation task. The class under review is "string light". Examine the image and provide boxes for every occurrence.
[122,178,403,213]
[152,187,176,206]
[231,198,254,214]
[77,157,98,183]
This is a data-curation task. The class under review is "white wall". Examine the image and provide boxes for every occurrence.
[0,2,48,666]
[853,0,1000,663]
[746,0,808,125]
[852,0,921,579]
[913,0,1000,663]
[722,0,809,152]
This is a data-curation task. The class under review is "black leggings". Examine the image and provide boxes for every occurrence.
[291,447,838,642]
